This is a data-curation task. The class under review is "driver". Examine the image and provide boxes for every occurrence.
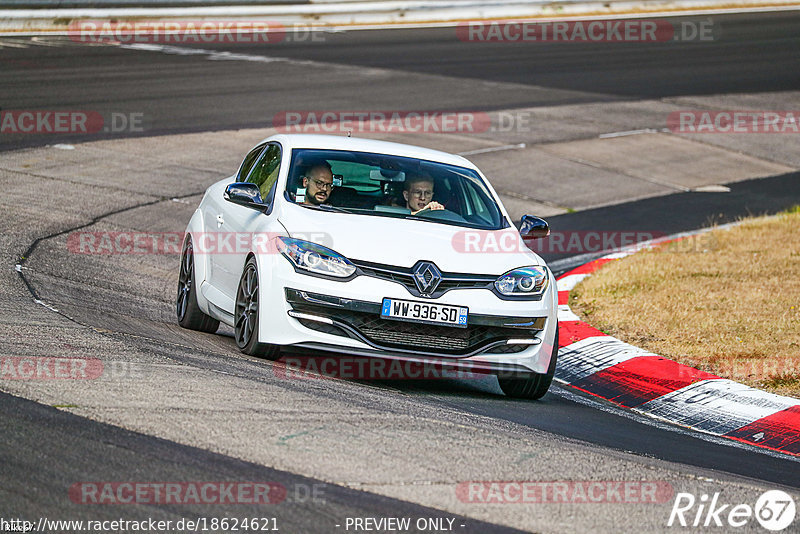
[403,174,445,215]
[300,162,334,205]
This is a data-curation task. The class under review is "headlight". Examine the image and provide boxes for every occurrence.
[276,237,356,279]
[495,266,548,297]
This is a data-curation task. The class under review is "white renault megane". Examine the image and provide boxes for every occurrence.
[177,134,558,399]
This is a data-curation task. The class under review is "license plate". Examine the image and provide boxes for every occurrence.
[381,298,468,328]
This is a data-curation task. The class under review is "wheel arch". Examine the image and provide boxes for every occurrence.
[183,209,211,313]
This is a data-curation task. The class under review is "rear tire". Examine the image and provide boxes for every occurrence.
[498,326,558,400]
[234,257,280,360]
[176,237,220,334]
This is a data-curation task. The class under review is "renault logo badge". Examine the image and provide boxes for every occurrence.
[412,261,442,295]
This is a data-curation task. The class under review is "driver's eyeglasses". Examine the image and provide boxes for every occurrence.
[411,189,433,198]
[311,179,334,190]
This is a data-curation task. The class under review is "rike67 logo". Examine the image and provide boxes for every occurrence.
[668,490,796,531]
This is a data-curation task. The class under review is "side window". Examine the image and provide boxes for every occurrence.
[246,144,282,202]
[237,144,266,182]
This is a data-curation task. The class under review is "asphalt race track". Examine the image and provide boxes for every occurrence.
[1,10,799,534]
[1,12,800,150]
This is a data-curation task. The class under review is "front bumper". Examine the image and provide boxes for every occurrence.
[285,288,546,358]
[257,254,558,374]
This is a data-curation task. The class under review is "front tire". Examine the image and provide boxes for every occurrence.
[234,257,280,360]
[498,326,558,400]
[176,237,220,334]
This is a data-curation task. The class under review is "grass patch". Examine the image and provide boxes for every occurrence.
[570,208,800,397]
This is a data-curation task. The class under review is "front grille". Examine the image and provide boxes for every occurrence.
[359,314,472,351]
[291,301,538,356]
[351,259,494,298]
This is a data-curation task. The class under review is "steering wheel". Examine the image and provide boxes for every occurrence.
[414,208,468,224]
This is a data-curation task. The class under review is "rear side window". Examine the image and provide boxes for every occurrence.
[237,144,266,182]
[246,144,282,201]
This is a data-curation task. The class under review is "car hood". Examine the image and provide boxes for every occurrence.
[278,204,543,275]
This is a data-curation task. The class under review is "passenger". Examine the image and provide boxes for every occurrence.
[300,162,334,205]
[403,174,445,215]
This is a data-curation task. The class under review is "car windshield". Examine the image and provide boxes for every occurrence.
[285,148,508,230]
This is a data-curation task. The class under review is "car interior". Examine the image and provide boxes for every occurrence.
[285,149,507,229]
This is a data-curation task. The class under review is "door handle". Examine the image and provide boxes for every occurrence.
[216,214,224,226]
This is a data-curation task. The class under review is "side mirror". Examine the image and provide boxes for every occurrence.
[224,183,266,211]
[519,215,550,239]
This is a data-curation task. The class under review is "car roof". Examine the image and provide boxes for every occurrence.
[262,134,477,169]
